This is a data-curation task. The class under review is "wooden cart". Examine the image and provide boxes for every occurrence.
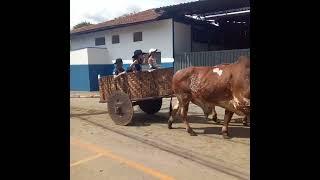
[98,68,174,125]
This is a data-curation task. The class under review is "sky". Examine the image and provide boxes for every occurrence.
[70,0,198,29]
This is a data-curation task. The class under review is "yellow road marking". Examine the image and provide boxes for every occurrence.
[71,137,175,180]
[70,153,104,167]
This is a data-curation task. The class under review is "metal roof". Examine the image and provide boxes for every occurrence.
[71,0,250,35]
[156,0,250,16]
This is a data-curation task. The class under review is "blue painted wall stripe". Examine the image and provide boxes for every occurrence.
[88,64,114,91]
[70,65,91,91]
[70,62,174,91]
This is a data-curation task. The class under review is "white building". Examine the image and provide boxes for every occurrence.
[70,0,250,91]
[70,9,192,91]
[71,18,192,64]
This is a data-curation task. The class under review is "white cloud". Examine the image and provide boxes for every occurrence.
[70,0,197,29]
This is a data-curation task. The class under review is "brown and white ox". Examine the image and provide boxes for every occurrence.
[169,56,250,138]
[202,106,249,126]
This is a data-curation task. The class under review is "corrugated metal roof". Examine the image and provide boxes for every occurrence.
[157,0,249,15]
[71,0,250,35]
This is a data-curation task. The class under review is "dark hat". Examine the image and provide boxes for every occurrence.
[114,58,123,64]
[132,49,147,59]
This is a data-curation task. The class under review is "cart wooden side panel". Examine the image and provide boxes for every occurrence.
[99,68,174,102]
[151,68,174,97]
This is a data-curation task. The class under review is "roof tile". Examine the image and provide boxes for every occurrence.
[71,9,163,34]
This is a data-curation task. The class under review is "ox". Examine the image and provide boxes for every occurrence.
[169,56,250,138]
[203,105,249,126]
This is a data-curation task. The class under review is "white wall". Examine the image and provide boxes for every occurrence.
[87,48,111,64]
[106,19,173,64]
[70,19,173,64]
[70,48,111,65]
[70,48,88,65]
[174,22,191,56]
[70,31,107,50]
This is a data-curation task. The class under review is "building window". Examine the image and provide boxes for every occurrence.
[95,37,105,46]
[112,35,120,44]
[133,32,142,42]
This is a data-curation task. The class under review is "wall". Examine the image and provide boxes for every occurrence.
[70,19,176,91]
[174,21,191,56]
[70,49,90,90]
[86,48,114,90]
[70,48,114,91]
[87,47,112,64]
[70,31,107,50]
[70,64,91,91]
[105,19,173,65]
[70,48,88,65]
[70,19,174,65]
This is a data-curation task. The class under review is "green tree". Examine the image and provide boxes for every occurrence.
[72,21,93,30]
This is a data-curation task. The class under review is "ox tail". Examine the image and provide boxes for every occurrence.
[168,94,175,129]
[169,95,173,116]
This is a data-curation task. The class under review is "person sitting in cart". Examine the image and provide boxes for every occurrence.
[113,58,126,78]
[147,48,160,70]
[126,49,147,73]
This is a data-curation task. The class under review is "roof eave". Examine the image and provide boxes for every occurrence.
[70,17,169,36]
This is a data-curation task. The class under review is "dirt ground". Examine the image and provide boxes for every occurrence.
[70,97,250,180]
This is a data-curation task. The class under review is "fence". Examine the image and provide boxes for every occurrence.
[174,49,250,72]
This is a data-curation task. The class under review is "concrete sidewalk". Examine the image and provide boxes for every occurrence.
[70,91,100,98]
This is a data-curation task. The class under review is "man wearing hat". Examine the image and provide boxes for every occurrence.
[126,49,147,73]
[147,48,159,70]
[113,58,126,78]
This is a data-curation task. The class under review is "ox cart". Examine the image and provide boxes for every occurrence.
[98,68,174,125]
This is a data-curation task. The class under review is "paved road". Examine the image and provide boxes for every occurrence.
[70,98,250,180]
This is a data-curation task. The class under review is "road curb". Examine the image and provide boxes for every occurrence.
[70,95,100,98]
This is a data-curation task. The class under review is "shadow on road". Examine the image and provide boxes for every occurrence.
[70,107,250,138]
[131,112,250,138]
[193,126,250,138]
[70,109,108,117]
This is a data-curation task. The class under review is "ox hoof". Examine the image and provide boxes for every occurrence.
[222,132,231,139]
[212,115,218,121]
[213,118,221,124]
[187,129,197,136]
[168,122,173,129]
[211,115,220,124]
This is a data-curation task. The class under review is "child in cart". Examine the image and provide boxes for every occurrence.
[147,48,160,71]
[113,58,126,78]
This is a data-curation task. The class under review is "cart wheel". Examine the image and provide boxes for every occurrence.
[139,98,162,114]
[107,91,133,126]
